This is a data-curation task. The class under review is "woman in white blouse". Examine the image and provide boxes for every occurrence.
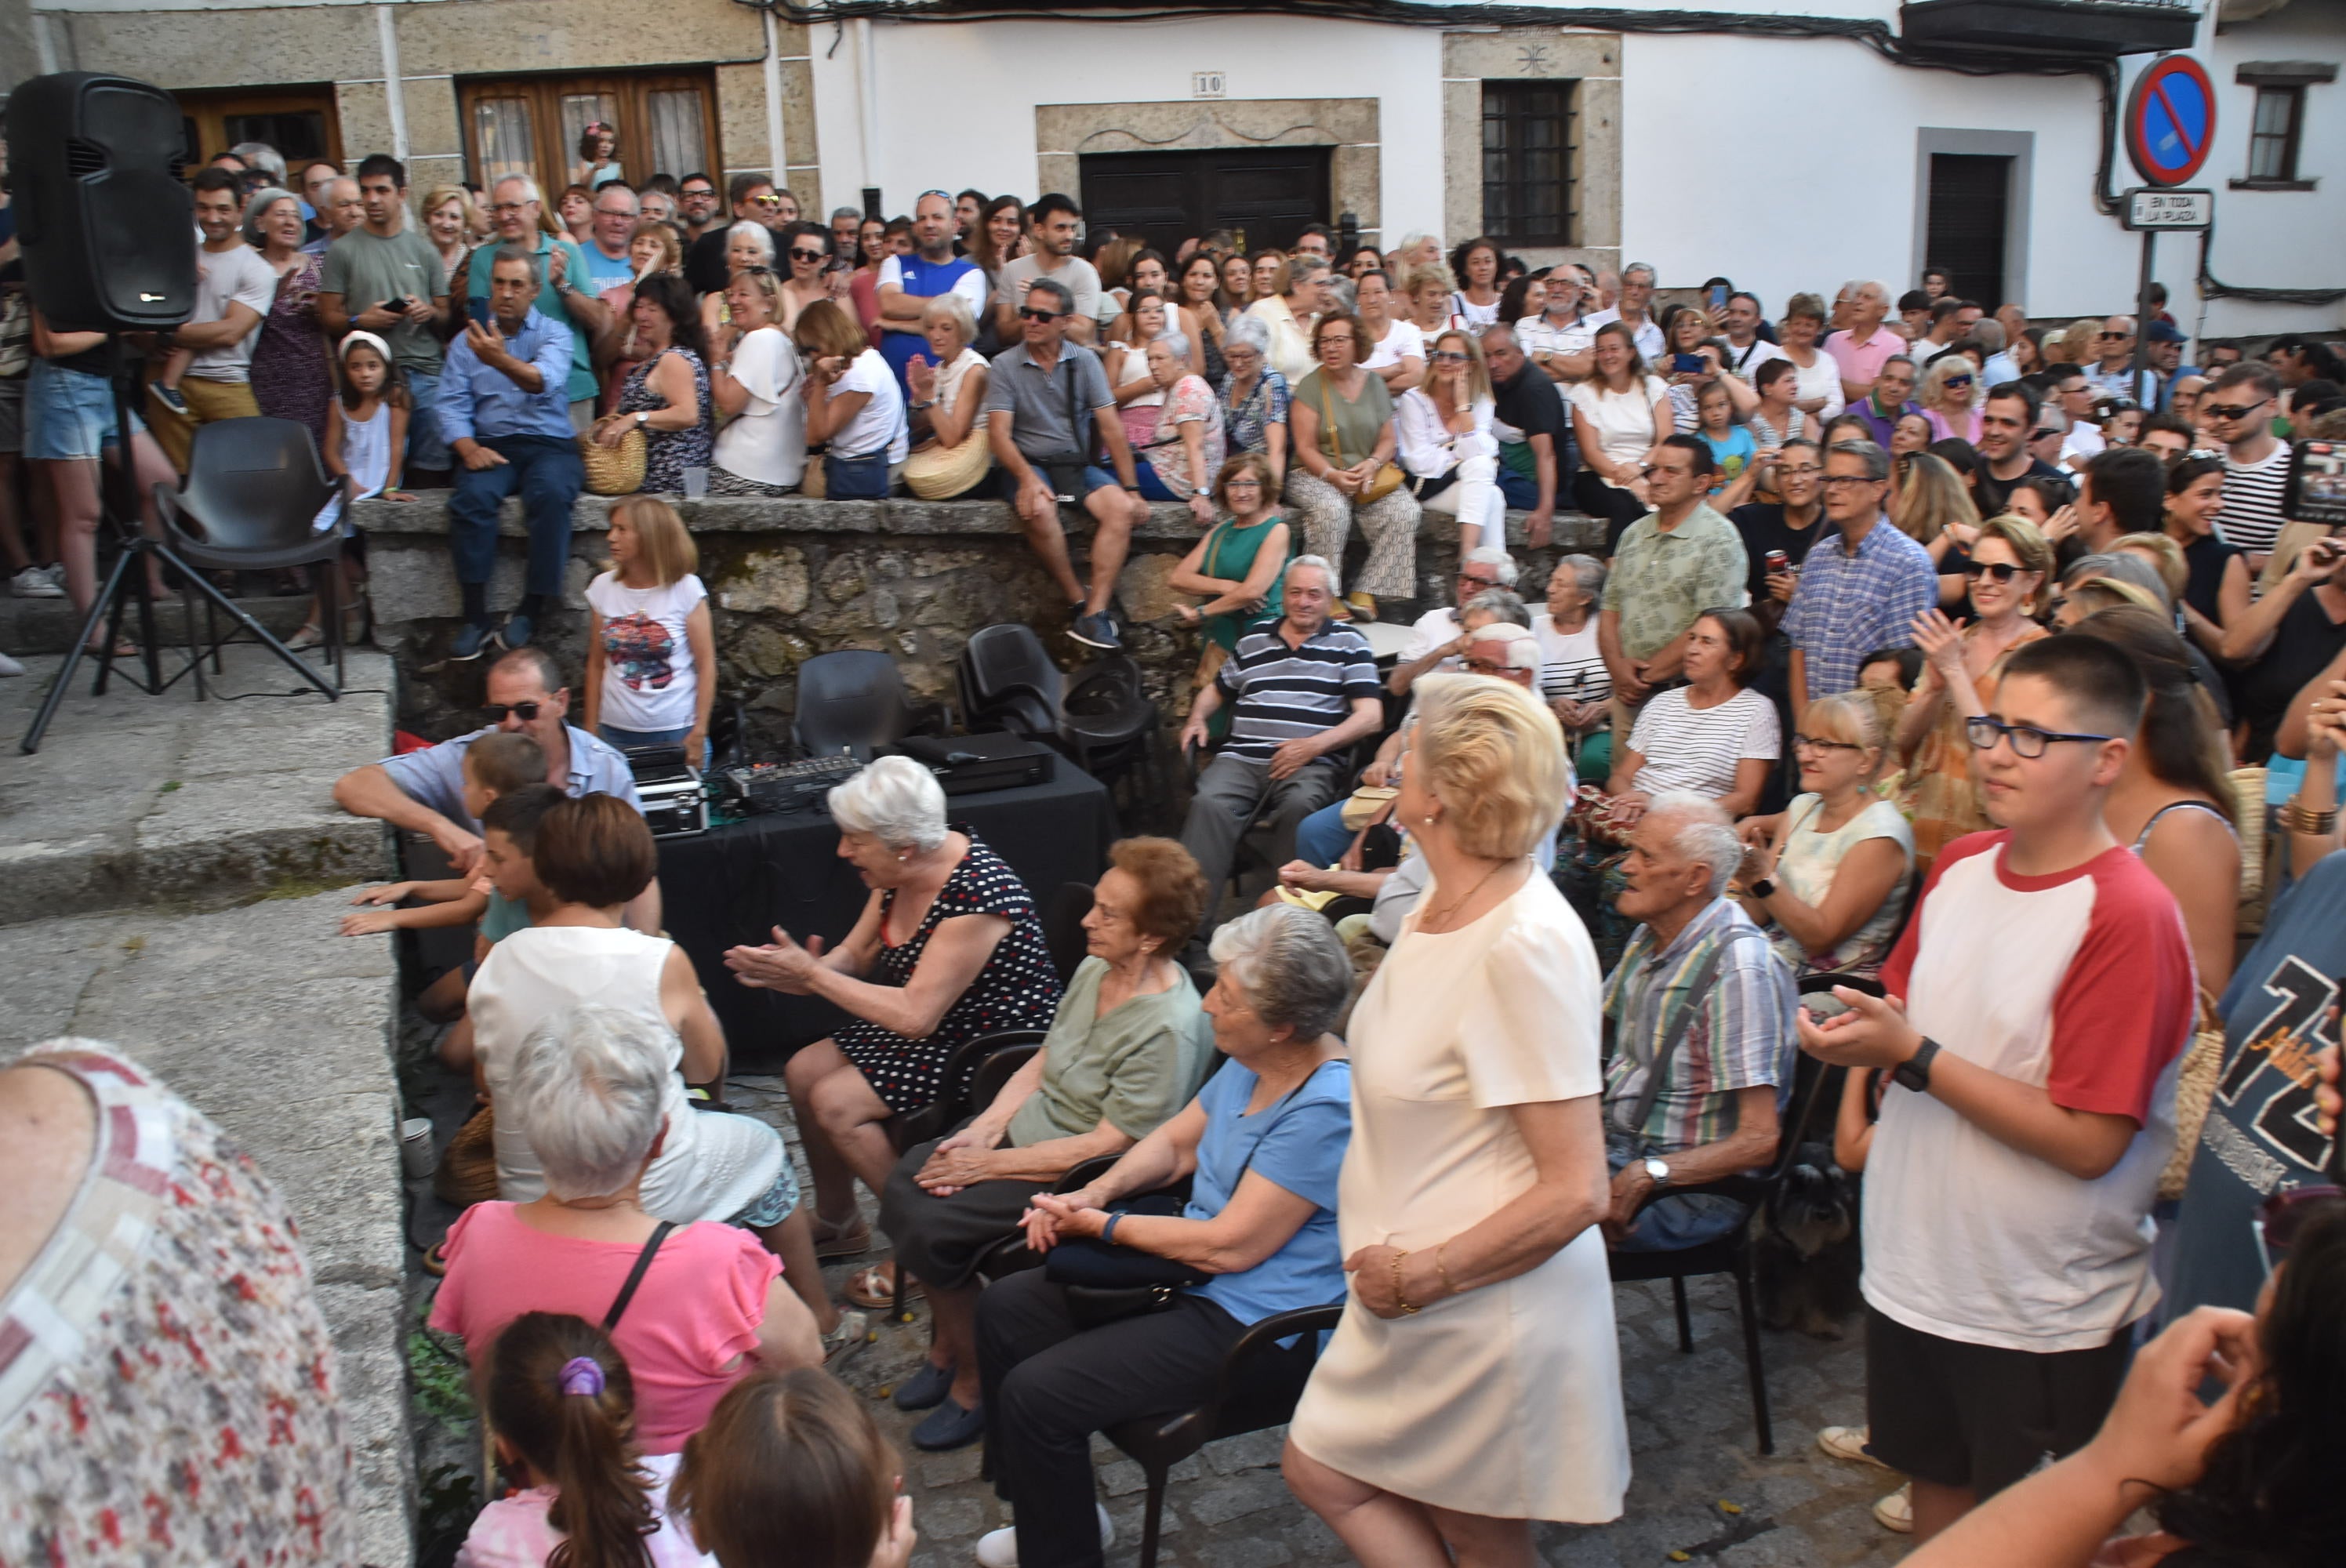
[1567,322,1672,551]
[794,298,909,499]
[1247,254,1333,386]
[902,294,993,501]
[1395,329,1505,554]
[708,267,806,495]
[1777,292,1846,424]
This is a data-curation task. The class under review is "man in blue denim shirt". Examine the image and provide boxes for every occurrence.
[440,248,583,659]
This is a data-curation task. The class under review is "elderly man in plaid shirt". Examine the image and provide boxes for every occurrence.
[1782,438,1938,728]
[1600,793,1799,1250]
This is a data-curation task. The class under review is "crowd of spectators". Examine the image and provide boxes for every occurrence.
[11,129,2346,1568]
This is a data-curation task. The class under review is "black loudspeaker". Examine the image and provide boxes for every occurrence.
[5,72,196,332]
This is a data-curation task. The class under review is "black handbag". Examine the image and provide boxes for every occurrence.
[1042,1062,1332,1328]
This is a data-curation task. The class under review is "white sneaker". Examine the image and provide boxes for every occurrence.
[10,567,62,599]
[0,651,22,677]
[973,1504,1113,1567]
[1872,1482,1914,1534]
[1816,1425,1890,1468]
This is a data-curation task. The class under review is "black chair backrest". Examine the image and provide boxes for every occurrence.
[961,623,1064,735]
[969,1043,1042,1116]
[1043,881,1095,982]
[179,418,338,548]
[1759,1013,1843,1191]
[1061,655,1153,746]
[794,649,910,759]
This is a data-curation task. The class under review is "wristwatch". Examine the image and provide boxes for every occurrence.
[1749,877,1777,900]
[633,410,649,428]
[1892,1036,1941,1095]
[1642,1156,1672,1188]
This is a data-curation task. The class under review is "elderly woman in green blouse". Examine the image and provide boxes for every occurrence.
[867,837,1218,1451]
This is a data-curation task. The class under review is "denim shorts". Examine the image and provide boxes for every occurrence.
[728,1160,801,1229]
[24,358,146,461]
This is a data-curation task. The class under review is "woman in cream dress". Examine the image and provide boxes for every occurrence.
[1284,674,1629,1563]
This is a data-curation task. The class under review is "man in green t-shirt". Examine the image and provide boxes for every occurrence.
[463,173,608,427]
[318,154,451,480]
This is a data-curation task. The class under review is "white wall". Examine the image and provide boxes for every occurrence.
[2198,11,2346,339]
[808,13,1446,239]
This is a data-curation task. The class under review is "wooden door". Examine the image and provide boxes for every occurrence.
[1079,147,1331,256]
[176,85,343,177]
[458,71,719,195]
[1925,154,2010,308]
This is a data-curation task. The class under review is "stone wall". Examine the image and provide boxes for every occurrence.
[355,495,1603,752]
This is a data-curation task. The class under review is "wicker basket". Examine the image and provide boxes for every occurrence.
[579,426,647,495]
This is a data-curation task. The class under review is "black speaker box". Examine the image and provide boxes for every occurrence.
[5,72,197,332]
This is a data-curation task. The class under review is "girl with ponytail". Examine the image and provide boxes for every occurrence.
[457,1312,712,1567]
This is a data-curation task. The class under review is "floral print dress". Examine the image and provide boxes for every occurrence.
[249,252,332,448]
[619,345,714,495]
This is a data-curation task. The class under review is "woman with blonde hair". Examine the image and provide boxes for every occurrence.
[1916,354,1981,444]
[419,183,474,293]
[901,293,993,501]
[584,496,716,760]
[2111,531,2189,608]
[1395,328,1505,553]
[1778,292,1846,421]
[1736,689,1914,984]
[1287,673,1629,1562]
[1402,263,1462,338]
[710,265,806,495]
[1896,512,2054,870]
[794,296,908,499]
[1890,451,1982,601]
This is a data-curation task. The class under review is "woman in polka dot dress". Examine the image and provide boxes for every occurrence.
[726,756,1062,1258]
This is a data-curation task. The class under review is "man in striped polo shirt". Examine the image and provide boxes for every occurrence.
[1177,555,1385,931]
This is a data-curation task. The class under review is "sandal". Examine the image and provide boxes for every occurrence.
[288,623,327,651]
[811,1214,872,1261]
[846,1261,919,1311]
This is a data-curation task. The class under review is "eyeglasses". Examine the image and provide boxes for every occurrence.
[1820,474,1880,488]
[1225,478,1262,491]
[1461,658,1510,676]
[488,201,530,214]
[1019,307,1065,323]
[681,187,716,200]
[1776,464,1822,480]
[1964,716,2112,757]
[2256,1185,2343,1276]
[1792,733,1865,753]
[483,701,543,723]
[1458,572,1501,586]
[789,249,826,263]
[1962,561,2028,583]
[2204,400,2270,422]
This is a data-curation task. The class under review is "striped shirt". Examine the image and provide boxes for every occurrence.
[2221,441,2292,557]
[1602,898,1798,1154]
[1217,620,1379,762]
[1534,612,1611,703]
[1627,687,1780,800]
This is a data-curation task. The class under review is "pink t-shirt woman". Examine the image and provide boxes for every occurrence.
[429,1203,779,1454]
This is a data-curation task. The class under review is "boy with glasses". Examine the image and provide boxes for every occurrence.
[1800,633,2194,1547]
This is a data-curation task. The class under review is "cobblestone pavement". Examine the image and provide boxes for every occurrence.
[724,1079,1912,1568]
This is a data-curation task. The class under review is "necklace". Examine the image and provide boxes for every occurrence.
[1423,856,1517,930]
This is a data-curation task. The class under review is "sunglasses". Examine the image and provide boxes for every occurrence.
[790,249,826,263]
[750,194,784,207]
[1019,307,1066,322]
[2096,330,2130,339]
[1430,350,1471,364]
[2256,1185,2342,1276]
[1963,561,2029,583]
[1945,375,1974,389]
[2204,401,2269,421]
[483,702,543,723]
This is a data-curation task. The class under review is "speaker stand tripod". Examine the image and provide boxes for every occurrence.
[20,342,340,753]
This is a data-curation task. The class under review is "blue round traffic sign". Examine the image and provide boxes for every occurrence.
[2126,56,2217,187]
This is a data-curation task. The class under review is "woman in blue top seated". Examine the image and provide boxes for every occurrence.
[972,904,1356,1568]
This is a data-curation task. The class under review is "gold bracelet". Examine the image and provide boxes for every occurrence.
[1390,1248,1418,1314]
[2285,800,2338,836]
[1434,1243,1462,1298]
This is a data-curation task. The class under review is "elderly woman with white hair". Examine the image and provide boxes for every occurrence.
[1286,674,1630,1556]
[1535,553,1614,777]
[432,1003,823,1456]
[973,904,1356,1568]
[902,292,993,500]
[1218,312,1291,488]
[1248,252,1333,386]
[699,218,776,340]
[1134,332,1226,523]
[724,755,1062,1261]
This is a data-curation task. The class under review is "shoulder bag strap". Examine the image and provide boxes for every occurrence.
[1316,375,1343,466]
[1626,925,1762,1143]
[603,1220,677,1331]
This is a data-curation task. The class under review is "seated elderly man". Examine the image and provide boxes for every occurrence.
[332,646,656,938]
[866,837,1216,1451]
[1387,545,1520,697]
[431,1003,823,1457]
[1600,791,1799,1251]
[1178,555,1385,934]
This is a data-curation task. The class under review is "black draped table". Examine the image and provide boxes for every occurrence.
[658,766,1119,1070]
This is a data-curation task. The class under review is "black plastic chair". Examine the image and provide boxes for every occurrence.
[1042,881,1096,983]
[1059,652,1159,794]
[959,622,1063,739]
[153,417,350,695]
[1107,1303,1345,1568]
[794,649,913,760]
[1605,1003,1847,1457]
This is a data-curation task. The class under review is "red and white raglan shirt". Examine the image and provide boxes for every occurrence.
[1861,831,2196,1351]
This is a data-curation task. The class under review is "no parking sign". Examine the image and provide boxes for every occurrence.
[2125,55,2217,187]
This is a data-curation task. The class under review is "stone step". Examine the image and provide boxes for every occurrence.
[0,583,315,655]
[0,645,397,925]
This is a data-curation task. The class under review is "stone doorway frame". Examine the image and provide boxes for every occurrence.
[1036,98,1381,248]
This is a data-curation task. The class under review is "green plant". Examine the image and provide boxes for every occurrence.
[407,1300,476,1428]
[413,1461,482,1568]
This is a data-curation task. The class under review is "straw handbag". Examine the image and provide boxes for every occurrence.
[905,427,993,500]
[579,425,647,495]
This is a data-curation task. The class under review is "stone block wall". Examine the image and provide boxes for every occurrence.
[354,495,1602,751]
